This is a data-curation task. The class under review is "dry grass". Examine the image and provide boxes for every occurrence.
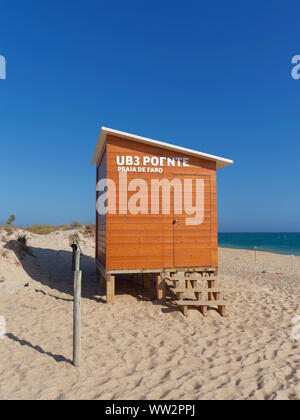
[0,223,95,236]
[1,250,8,259]
[80,224,96,238]
[70,221,82,229]
[24,224,75,235]
[0,226,16,236]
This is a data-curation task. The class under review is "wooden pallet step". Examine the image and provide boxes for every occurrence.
[173,288,224,293]
[169,267,217,273]
[170,276,217,281]
[176,300,226,306]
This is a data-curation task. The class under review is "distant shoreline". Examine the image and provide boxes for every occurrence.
[218,244,300,257]
[218,232,300,257]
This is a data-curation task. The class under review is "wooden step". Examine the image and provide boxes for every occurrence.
[173,288,224,293]
[176,300,226,306]
[170,276,217,282]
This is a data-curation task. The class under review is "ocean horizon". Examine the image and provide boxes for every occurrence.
[218,232,300,256]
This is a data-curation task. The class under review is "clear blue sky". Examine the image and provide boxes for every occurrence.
[0,0,299,231]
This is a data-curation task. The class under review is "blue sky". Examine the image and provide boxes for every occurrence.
[0,0,299,231]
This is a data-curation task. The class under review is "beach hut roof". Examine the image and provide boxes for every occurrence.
[92,127,233,169]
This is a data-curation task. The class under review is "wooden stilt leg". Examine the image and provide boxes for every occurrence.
[156,274,165,301]
[106,274,115,304]
[191,280,197,288]
[142,273,151,289]
[213,276,218,301]
[195,292,202,301]
[186,279,192,289]
[200,305,208,317]
[181,305,189,317]
[208,279,214,301]
[219,305,227,317]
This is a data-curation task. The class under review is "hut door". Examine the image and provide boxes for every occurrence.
[173,175,212,267]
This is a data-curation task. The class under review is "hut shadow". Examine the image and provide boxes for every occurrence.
[6,333,72,364]
[114,274,157,302]
[4,240,160,304]
[5,240,105,303]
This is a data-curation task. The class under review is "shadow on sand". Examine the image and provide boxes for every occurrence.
[4,240,178,364]
[6,333,72,364]
[4,240,163,304]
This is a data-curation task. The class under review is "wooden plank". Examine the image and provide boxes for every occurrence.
[212,274,219,300]
[183,275,217,281]
[219,305,227,317]
[176,300,226,306]
[207,279,215,300]
[199,305,208,317]
[107,215,175,223]
[172,255,213,267]
[181,305,189,317]
[142,273,151,289]
[173,288,224,293]
[195,292,202,300]
[106,245,174,258]
[156,274,166,301]
[106,256,174,270]
[107,234,174,244]
[102,263,217,274]
[106,274,115,304]
[176,292,184,300]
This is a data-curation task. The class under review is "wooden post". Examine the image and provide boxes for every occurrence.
[156,273,166,301]
[73,269,82,367]
[213,274,218,301]
[181,305,189,317]
[71,244,77,271]
[142,273,151,289]
[219,305,227,317]
[208,279,214,301]
[200,305,208,317]
[106,274,115,304]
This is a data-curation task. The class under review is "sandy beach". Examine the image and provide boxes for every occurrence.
[0,227,300,400]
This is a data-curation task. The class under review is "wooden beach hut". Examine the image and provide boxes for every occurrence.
[92,127,233,315]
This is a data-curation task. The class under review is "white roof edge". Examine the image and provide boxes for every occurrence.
[92,127,234,170]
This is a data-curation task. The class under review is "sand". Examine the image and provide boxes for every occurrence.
[0,228,300,400]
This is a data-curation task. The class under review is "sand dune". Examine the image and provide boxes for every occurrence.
[0,228,300,400]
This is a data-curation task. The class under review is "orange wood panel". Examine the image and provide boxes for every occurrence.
[101,135,218,270]
[173,175,212,267]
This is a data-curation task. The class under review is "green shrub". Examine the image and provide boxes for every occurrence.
[70,221,82,229]
[25,225,58,234]
[7,215,16,225]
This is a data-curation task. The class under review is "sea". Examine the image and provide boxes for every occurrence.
[218,233,300,256]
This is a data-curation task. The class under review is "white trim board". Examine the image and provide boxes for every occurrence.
[92,127,233,170]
